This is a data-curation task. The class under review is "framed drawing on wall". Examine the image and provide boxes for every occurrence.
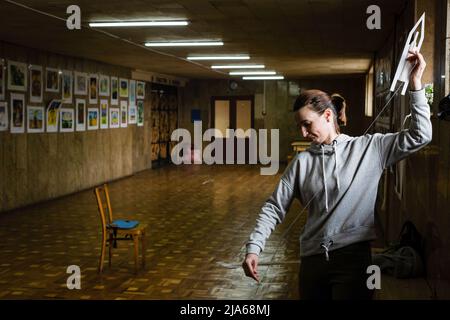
[29,65,43,103]
[109,108,120,128]
[27,106,45,133]
[60,108,75,132]
[46,99,61,133]
[74,72,87,95]
[0,101,8,131]
[0,59,6,100]
[10,93,25,133]
[120,100,128,128]
[128,104,137,124]
[99,75,110,97]
[46,67,59,93]
[136,81,145,99]
[8,60,27,91]
[100,99,108,129]
[111,77,118,105]
[119,78,128,98]
[87,108,99,130]
[137,100,144,126]
[76,98,86,131]
[129,80,136,106]
[89,74,98,104]
[62,70,73,104]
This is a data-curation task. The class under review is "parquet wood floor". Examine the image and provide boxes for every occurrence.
[0,165,303,300]
[0,165,431,299]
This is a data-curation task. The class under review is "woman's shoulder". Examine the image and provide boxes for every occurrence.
[348,132,398,148]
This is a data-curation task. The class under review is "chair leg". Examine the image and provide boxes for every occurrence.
[108,232,113,269]
[141,230,146,269]
[99,232,106,273]
[133,235,139,274]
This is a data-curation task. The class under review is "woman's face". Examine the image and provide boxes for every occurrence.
[295,106,332,144]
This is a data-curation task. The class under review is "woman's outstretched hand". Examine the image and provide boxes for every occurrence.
[407,48,426,90]
[242,253,260,282]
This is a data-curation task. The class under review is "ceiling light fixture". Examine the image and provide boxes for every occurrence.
[187,56,250,60]
[145,41,223,47]
[211,65,265,69]
[89,21,189,27]
[243,76,284,80]
[230,71,276,75]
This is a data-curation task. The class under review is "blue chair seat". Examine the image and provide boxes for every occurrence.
[109,220,139,229]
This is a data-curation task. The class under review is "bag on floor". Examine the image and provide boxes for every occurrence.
[372,245,424,278]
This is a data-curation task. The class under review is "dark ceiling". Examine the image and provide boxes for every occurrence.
[0,0,407,79]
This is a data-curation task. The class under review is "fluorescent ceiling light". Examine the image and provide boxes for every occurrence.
[243,76,284,80]
[187,56,250,60]
[230,71,276,75]
[89,21,189,27]
[145,41,223,47]
[211,65,265,69]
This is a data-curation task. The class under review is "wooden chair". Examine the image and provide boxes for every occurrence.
[94,184,146,274]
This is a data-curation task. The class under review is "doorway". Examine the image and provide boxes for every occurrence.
[211,96,255,163]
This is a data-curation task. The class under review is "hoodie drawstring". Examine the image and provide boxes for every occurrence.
[320,240,334,261]
[321,145,328,213]
[321,141,341,214]
[333,141,340,191]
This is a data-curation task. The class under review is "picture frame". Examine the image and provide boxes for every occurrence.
[136,81,145,99]
[10,93,25,133]
[0,59,5,100]
[120,100,128,128]
[76,98,86,131]
[89,74,98,104]
[99,75,110,97]
[128,104,137,124]
[129,80,136,106]
[119,78,128,98]
[74,72,88,95]
[45,67,59,93]
[27,106,45,133]
[0,101,8,131]
[111,77,118,105]
[46,99,62,133]
[109,108,120,129]
[137,100,144,127]
[61,70,73,104]
[60,108,75,132]
[7,60,27,91]
[29,65,43,103]
[374,36,394,131]
[87,107,99,130]
[100,99,108,129]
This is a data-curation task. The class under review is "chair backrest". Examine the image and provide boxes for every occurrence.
[94,184,114,232]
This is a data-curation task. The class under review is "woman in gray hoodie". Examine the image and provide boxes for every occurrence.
[242,49,431,300]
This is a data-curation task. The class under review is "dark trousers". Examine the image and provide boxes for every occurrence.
[299,241,375,300]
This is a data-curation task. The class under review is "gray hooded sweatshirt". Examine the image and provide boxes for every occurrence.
[246,89,432,258]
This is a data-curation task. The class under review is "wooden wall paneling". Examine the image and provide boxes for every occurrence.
[109,126,120,181]
[14,134,28,208]
[0,40,153,213]
[0,129,4,209]
[2,132,13,211]
[122,126,130,176]
[83,130,96,188]
[72,129,83,192]
[0,41,4,210]
[26,133,41,205]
